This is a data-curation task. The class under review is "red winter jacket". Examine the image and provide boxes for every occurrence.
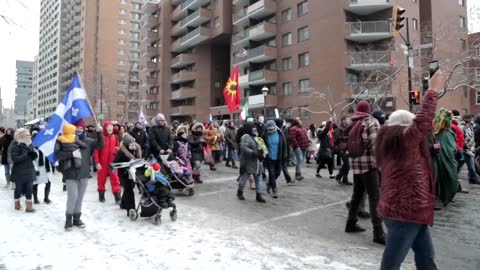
[377,90,438,225]
[451,120,465,153]
[93,121,120,166]
[288,125,309,150]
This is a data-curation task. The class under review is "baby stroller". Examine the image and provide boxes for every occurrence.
[158,154,195,196]
[110,159,177,225]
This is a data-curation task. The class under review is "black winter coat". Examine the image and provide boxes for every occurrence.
[317,122,333,159]
[187,132,204,161]
[113,146,140,187]
[149,125,173,157]
[55,132,105,180]
[10,142,37,183]
[130,128,148,150]
[0,135,13,165]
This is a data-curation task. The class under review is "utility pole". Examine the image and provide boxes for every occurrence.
[406,18,413,112]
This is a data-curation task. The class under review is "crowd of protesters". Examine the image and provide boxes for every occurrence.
[1,72,478,268]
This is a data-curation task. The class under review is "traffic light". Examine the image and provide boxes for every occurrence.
[394,5,406,32]
[409,90,420,105]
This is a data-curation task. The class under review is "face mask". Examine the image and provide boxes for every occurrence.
[76,132,86,139]
[106,125,113,134]
[128,144,136,150]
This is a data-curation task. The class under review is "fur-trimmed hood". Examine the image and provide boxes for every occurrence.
[191,122,204,132]
[176,125,189,136]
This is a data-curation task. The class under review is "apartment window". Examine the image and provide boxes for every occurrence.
[117,80,126,86]
[476,91,480,105]
[283,82,292,96]
[459,0,465,6]
[119,29,126,35]
[476,68,480,81]
[298,26,309,42]
[214,17,220,28]
[282,33,292,47]
[412,19,418,31]
[461,39,467,51]
[298,52,310,68]
[119,19,126,25]
[299,79,311,92]
[282,9,292,23]
[119,39,125,45]
[476,45,480,56]
[299,106,310,119]
[118,60,125,66]
[270,85,277,95]
[120,0,127,4]
[282,57,292,71]
[119,9,127,15]
[297,1,309,17]
[118,49,125,55]
[459,16,467,31]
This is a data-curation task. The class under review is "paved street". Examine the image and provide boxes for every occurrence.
[1,163,479,269]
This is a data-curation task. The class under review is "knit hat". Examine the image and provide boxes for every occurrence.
[266,120,276,128]
[155,113,166,121]
[74,119,86,129]
[274,118,284,129]
[356,101,370,113]
[372,110,386,125]
[150,162,161,172]
[122,134,135,146]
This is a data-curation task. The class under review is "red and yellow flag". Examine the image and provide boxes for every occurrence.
[223,66,241,112]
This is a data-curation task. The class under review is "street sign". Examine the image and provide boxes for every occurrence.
[408,56,414,69]
[401,44,409,51]
[415,43,433,50]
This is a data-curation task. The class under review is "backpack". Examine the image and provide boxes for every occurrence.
[347,119,365,158]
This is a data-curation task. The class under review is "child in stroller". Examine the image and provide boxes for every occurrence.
[144,162,175,209]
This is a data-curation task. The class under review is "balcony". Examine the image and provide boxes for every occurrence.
[232,21,276,47]
[172,26,212,52]
[142,14,159,29]
[146,91,159,101]
[347,51,392,71]
[239,69,277,87]
[345,0,392,16]
[348,82,391,97]
[143,46,159,57]
[171,70,196,84]
[171,0,210,21]
[233,0,250,7]
[142,0,160,14]
[233,0,276,27]
[171,53,195,68]
[246,94,278,109]
[345,21,392,43]
[143,77,158,87]
[233,45,276,67]
[143,61,160,72]
[171,87,198,100]
[172,8,212,37]
[142,31,159,43]
[171,105,196,116]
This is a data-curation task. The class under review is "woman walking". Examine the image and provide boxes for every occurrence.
[188,123,206,183]
[316,120,335,179]
[224,121,238,169]
[376,73,443,270]
[204,123,222,165]
[306,124,317,164]
[236,122,266,203]
[0,128,14,189]
[11,128,37,212]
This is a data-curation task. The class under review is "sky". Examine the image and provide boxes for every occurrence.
[0,0,479,109]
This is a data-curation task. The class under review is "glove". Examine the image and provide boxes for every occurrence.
[72,149,82,159]
[28,151,38,159]
[96,124,103,133]
[257,150,264,159]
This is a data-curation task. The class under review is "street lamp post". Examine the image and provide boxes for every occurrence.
[262,86,268,118]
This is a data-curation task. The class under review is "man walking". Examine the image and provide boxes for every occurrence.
[345,101,385,245]
[288,119,309,180]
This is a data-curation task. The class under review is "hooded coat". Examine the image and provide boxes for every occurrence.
[0,130,14,165]
[93,121,120,166]
[239,123,262,175]
[187,123,205,161]
[10,135,37,183]
[130,122,148,153]
[204,126,222,151]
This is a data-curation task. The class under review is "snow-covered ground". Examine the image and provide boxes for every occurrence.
[0,171,362,270]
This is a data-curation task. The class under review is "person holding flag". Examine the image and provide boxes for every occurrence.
[34,73,104,231]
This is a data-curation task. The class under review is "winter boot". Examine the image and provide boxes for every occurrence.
[373,226,386,245]
[65,214,73,231]
[44,182,52,204]
[193,175,203,184]
[272,188,278,199]
[225,161,231,167]
[14,199,22,210]
[62,184,67,192]
[73,213,86,228]
[345,220,366,233]
[33,188,40,205]
[25,200,36,213]
[469,178,480,185]
[114,192,122,205]
[231,160,238,169]
[256,193,266,203]
[358,211,371,219]
[99,191,106,203]
[295,173,304,181]
[342,176,353,186]
[237,190,245,200]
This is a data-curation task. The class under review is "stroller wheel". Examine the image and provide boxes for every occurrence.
[128,209,138,221]
[170,210,177,221]
[153,214,161,225]
[187,188,195,196]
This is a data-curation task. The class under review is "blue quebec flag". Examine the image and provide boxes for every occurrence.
[33,73,94,163]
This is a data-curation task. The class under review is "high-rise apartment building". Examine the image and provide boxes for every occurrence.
[468,32,480,114]
[139,0,469,124]
[79,0,143,123]
[14,60,34,126]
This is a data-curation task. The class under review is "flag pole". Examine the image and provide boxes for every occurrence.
[75,72,98,124]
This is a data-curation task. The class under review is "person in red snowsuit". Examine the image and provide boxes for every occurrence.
[94,121,121,204]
